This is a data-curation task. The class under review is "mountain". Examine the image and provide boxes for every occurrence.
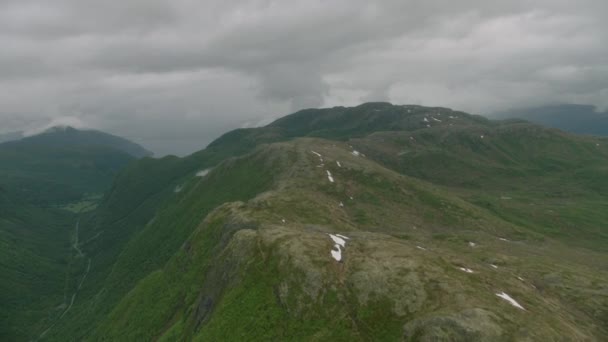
[3,126,152,158]
[0,127,152,341]
[496,104,608,136]
[0,131,23,143]
[6,103,608,341]
[0,126,151,205]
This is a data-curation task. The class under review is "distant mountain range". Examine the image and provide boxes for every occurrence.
[496,104,608,136]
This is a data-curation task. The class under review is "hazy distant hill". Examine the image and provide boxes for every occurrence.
[1,126,152,158]
[0,131,23,143]
[0,127,152,205]
[496,104,608,136]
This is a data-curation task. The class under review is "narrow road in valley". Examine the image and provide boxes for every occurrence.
[37,217,91,340]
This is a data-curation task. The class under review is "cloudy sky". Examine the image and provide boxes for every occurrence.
[1,0,607,155]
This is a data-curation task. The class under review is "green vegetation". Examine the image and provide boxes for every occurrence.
[0,127,148,340]
[3,103,608,341]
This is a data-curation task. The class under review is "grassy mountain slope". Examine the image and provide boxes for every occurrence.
[85,139,608,340]
[29,103,608,341]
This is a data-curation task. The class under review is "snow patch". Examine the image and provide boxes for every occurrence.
[311,151,322,157]
[174,185,183,193]
[458,267,474,273]
[329,234,347,247]
[469,241,476,247]
[196,169,211,177]
[335,234,350,240]
[423,117,429,122]
[416,246,427,251]
[326,170,334,183]
[432,117,442,122]
[490,264,498,269]
[499,237,509,242]
[336,161,342,167]
[331,246,342,261]
[496,292,525,310]
[339,201,344,207]
[328,234,349,262]
[351,150,361,157]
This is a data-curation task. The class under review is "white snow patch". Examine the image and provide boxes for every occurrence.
[311,151,322,157]
[329,234,347,247]
[459,267,474,273]
[349,196,354,200]
[499,238,509,242]
[517,276,525,282]
[196,169,211,177]
[326,170,334,183]
[339,201,344,207]
[490,264,498,269]
[432,117,442,122]
[480,135,484,139]
[426,124,431,128]
[496,292,525,310]
[317,164,324,167]
[174,185,183,193]
[331,246,342,261]
[351,150,361,157]
[336,161,342,167]
[423,117,429,122]
[469,241,476,247]
[416,246,427,251]
[328,234,349,262]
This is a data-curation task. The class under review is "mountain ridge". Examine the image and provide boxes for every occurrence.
[4,102,607,341]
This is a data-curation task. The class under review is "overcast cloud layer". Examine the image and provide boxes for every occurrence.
[1,0,607,155]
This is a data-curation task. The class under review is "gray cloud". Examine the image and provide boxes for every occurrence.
[1,0,607,155]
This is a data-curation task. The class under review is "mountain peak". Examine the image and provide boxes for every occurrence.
[2,126,152,158]
[41,125,79,134]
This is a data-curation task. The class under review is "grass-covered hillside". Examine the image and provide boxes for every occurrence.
[10,103,608,341]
